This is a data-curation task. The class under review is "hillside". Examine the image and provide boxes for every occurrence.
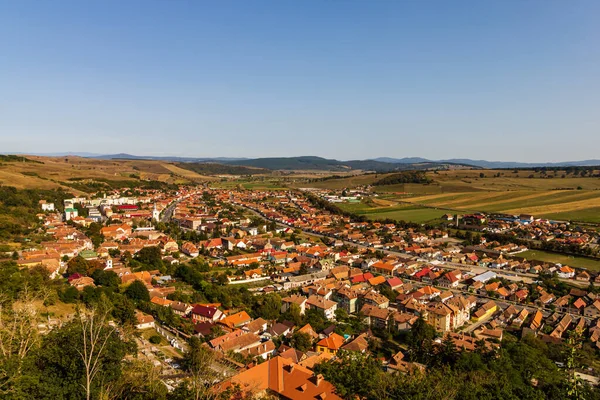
[0,155,209,193]
[224,156,474,172]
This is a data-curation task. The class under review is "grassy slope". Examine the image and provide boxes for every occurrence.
[0,156,209,192]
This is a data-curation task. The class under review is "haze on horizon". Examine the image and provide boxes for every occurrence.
[1,1,599,163]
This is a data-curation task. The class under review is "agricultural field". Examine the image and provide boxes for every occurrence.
[399,190,600,221]
[337,200,444,224]
[519,250,600,271]
[306,169,600,223]
[210,179,289,190]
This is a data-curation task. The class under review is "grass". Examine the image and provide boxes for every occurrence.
[395,189,600,223]
[541,207,600,224]
[338,201,443,223]
[519,250,600,271]
[211,179,288,190]
[0,155,204,192]
[140,328,170,346]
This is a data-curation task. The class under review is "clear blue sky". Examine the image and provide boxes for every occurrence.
[1,1,599,161]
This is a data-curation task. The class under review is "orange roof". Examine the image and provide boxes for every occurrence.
[220,311,252,328]
[368,276,386,286]
[151,296,173,307]
[224,356,342,400]
[317,333,345,351]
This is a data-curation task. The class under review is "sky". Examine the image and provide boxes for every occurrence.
[1,1,599,162]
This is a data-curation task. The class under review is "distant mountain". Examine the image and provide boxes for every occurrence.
[14,151,103,157]
[371,157,431,164]
[93,154,249,162]
[439,159,600,169]
[372,157,600,169]
[61,153,600,171]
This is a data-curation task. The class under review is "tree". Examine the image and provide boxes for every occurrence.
[280,303,303,326]
[0,290,43,393]
[256,293,281,321]
[91,270,120,290]
[133,246,165,273]
[15,301,134,399]
[75,304,120,400]
[290,331,312,352]
[181,336,219,400]
[407,316,436,364]
[124,280,150,303]
[439,334,458,366]
[67,256,92,276]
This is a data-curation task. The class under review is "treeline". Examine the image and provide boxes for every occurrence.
[177,162,267,176]
[484,232,600,259]
[303,192,430,231]
[372,171,431,186]
[315,323,599,400]
[0,154,43,163]
[61,178,179,193]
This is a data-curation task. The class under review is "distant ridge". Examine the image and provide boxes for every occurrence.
[11,152,600,170]
[372,157,600,169]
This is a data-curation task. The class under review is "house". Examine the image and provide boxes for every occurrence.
[219,311,252,330]
[135,312,155,330]
[266,322,293,338]
[239,340,276,360]
[222,356,342,400]
[170,301,193,317]
[438,270,461,288]
[361,304,391,329]
[306,296,338,320]
[392,312,418,331]
[243,318,268,335]
[385,277,403,291]
[362,291,390,309]
[316,333,346,354]
[281,295,308,315]
[181,242,199,258]
[472,300,498,322]
[557,266,575,279]
[341,333,369,353]
[191,305,224,323]
[371,261,399,276]
[100,224,132,240]
[69,276,95,291]
[584,301,600,319]
[216,332,262,353]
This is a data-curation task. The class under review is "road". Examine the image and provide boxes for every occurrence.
[233,202,560,283]
[160,200,179,223]
[232,201,591,305]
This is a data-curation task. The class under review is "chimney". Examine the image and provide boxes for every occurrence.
[315,374,324,386]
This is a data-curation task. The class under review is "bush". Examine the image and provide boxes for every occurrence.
[149,335,162,344]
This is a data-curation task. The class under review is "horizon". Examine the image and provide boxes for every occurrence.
[10,151,600,165]
[1,1,599,161]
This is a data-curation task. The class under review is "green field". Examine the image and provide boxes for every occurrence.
[519,250,600,271]
[338,201,443,223]
[211,179,288,190]
[294,170,600,223]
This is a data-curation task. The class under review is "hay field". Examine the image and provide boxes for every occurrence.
[399,189,600,221]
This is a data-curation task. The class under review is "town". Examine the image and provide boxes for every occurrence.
[3,179,600,399]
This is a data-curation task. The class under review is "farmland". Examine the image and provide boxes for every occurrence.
[519,250,600,271]
[301,169,600,223]
[337,201,444,224]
